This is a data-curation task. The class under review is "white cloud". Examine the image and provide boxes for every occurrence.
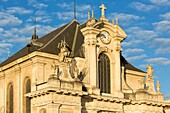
[57,3,71,9]
[56,12,86,20]
[108,13,143,22]
[155,47,170,54]
[28,0,48,8]
[33,3,48,8]
[153,20,170,34]
[126,54,147,62]
[151,38,170,54]
[160,12,170,20]
[0,12,22,27]
[6,7,33,14]
[0,43,13,48]
[145,57,170,65]
[150,0,170,6]
[77,5,92,11]
[57,3,92,11]
[130,2,155,12]
[1,0,8,2]
[126,26,158,40]
[122,40,143,47]
[153,38,170,47]
[124,48,145,56]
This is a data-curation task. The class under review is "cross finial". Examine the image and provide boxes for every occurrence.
[100,4,106,18]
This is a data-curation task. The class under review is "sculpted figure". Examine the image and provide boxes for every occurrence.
[147,64,154,79]
[58,39,70,62]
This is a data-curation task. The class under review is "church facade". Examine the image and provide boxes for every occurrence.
[0,4,170,113]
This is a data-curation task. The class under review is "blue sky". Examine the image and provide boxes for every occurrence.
[1,0,170,98]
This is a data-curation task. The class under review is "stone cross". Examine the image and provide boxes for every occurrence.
[100,4,106,17]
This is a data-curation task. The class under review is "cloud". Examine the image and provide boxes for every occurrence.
[126,26,158,40]
[0,43,13,48]
[108,13,143,22]
[0,12,22,27]
[57,3,92,11]
[155,47,170,54]
[6,7,33,14]
[57,3,71,9]
[28,0,48,8]
[145,57,170,65]
[150,0,170,6]
[56,12,86,20]
[126,54,147,62]
[160,12,170,20]
[153,20,170,34]
[130,2,155,12]
[122,40,143,47]
[1,0,8,2]
[151,38,170,54]
[124,48,145,56]
[153,38,170,47]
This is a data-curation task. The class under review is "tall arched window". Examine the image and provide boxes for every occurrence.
[98,53,111,93]
[23,77,31,113]
[7,83,13,113]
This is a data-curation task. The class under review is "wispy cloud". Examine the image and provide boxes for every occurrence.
[150,0,170,6]
[108,13,144,23]
[122,40,143,47]
[0,12,22,27]
[56,12,87,20]
[130,2,155,12]
[124,48,145,56]
[155,47,170,54]
[28,0,48,8]
[57,3,92,11]
[145,57,170,65]
[126,26,158,40]
[6,7,33,15]
[153,20,170,34]
[126,54,147,62]
[160,12,170,20]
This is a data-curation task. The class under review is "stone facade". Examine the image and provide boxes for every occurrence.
[0,4,170,113]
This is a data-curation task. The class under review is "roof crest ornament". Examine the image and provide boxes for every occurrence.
[92,10,94,18]
[100,4,106,18]
[88,12,90,20]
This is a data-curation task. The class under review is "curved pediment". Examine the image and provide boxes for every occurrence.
[93,21,127,41]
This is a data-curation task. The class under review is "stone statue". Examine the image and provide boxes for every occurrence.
[58,39,70,62]
[156,80,160,92]
[146,64,154,79]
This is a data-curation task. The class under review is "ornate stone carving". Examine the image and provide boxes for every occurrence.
[146,64,154,80]
[58,39,71,62]
[156,80,160,92]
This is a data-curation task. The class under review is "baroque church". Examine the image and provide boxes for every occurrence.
[0,4,170,113]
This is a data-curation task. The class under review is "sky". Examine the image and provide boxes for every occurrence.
[0,0,170,98]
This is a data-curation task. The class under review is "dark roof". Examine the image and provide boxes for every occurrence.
[0,19,145,73]
[121,54,145,73]
[0,20,84,67]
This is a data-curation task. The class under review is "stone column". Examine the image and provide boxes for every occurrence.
[81,27,100,88]
[113,38,124,98]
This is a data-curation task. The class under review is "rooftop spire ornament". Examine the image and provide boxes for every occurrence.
[100,4,106,18]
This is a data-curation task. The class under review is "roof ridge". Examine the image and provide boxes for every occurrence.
[38,20,77,51]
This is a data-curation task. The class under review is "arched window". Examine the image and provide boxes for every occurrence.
[40,108,46,113]
[98,53,111,93]
[23,77,31,113]
[7,83,13,113]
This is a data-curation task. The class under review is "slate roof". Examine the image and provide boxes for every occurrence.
[0,19,145,73]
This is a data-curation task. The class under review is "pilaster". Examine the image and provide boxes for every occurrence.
[81,27,100,88]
